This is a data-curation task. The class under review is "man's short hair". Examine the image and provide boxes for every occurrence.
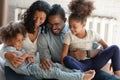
[48,4,65,20]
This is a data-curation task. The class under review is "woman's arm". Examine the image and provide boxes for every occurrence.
[60,44,69,65]
[5,52,24,68]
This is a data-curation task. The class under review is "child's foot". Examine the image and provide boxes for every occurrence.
[83,70,95,80]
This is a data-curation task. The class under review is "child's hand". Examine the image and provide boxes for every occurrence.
[70,49,87,60]
[21,53,35,63]
[26,56,35,63]
[90,49,102,58]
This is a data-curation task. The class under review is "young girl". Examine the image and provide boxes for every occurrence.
[0,22,96,80]
[60,0,120,77]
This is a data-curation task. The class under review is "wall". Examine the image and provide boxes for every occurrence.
[7,0,120,46]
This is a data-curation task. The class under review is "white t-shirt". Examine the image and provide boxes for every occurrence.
[64,30,101,51]
[23,33,38,55]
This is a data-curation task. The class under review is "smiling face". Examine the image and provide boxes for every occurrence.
[48,15,66,35]
[8,33,24,51]
[69,19,85,35]
[33,10,47,29]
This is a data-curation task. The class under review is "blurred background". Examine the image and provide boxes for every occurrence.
[0,0,120,47]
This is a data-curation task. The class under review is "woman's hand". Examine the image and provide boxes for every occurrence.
[5,52,24,68]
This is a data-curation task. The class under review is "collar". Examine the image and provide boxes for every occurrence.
[60,23,69,35]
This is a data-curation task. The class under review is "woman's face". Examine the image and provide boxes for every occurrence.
[33,10,47,28]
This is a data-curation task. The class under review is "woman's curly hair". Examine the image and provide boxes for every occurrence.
[23,0,50,34]
[0,22,26,43]
[69,0,95,23]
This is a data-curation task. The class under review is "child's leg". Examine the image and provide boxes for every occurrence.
[8,62,95,80]
[91,45,120,72]
[63,45,120,74]
[52,63,79,72]
[52,63,95,80]
[63,56,92,72]
[28,63,84,80]
[5,66,38,80]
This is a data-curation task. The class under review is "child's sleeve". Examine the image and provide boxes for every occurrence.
[63,32,71,45]
[93,31,102,42]
[0,46,16,59]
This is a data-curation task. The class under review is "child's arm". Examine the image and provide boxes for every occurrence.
[60,44,69,65]
[98,39,108,49]
[70,49,87,60]
[89,39,108,58]
[88,37,108,58]
[89,49,102,58]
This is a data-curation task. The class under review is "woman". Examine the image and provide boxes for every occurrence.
[3,0,50,80]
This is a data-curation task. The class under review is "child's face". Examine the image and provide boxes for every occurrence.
[69,19,85,35]
[11,33,24,50]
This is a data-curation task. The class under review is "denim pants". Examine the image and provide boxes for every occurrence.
[5,66,38,80]
[5,65,120,80]
[6,62,84,80]
[5,66,58,80]
[93,70,120,80]
[63,45,120,72]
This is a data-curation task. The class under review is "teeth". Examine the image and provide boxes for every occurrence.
[54,29,58,31]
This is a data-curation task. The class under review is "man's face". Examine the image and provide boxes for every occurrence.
[48,15,65,35]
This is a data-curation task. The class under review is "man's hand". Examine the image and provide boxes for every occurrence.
[40,58,53,70]
[70,49,87,61]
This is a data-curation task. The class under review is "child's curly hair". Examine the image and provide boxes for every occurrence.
[0,22,26,43]
[69,0,95,23]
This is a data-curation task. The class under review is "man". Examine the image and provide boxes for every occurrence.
[37,4,120,80]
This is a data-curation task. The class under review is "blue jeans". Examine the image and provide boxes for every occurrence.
[5,66,38,80]
[5,66,58,80]
[93,70,120,80]
[5,63,84,80]
[63,45,120,72]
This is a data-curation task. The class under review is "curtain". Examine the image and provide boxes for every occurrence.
[0,0,8,27]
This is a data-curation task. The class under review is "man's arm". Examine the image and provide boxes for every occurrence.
[37,34,53,70]
[37,34,51,60]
